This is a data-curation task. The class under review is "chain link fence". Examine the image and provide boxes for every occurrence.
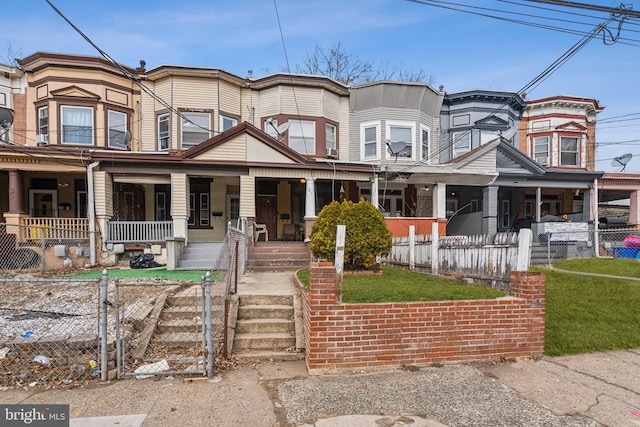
[0,277,102,387]
[0,223,92,272]
[531,226,640,265]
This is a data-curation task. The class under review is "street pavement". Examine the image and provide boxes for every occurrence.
[2,347,640,426]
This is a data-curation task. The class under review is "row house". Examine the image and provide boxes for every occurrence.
[0,51,628,270]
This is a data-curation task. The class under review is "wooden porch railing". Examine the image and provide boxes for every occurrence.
[20,218,89,241]
[107,221,173,243]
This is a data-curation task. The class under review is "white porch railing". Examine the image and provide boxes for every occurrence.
[20,218,89,241]
[107,221,173,243]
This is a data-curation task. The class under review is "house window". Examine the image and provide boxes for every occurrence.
[61,106,93,145]
[360,121,380,160]
[386,121,414,159]
[158,113,169,151]
[421,125,430,162]
[188,178,211,228]
[108,110,128,149]
[480,131,500,145]
[156,192,167,221]
[220,115,237,132]
[560,136,579,166]
[452,131,470,157]
[38,106,48,137]
[181,112,211,149]
[533,136,549,165]
[500,199,510,229]
[289,119,315,154]
[326,123,336,150]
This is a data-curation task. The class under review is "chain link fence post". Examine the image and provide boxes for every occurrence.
[204,271,213,380]
[100,269,109,381]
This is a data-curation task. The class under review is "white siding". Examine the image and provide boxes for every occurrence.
[171,173,189,217]
[239,176,256,218]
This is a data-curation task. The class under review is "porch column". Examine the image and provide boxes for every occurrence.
[582,187,592,222]
[536,187,542,222]
[7,170,24,213]
[433,183,446,219]
[482,186,498,236]
[171,173,189,242]
[304,178,315,217]
[371,176,379,209]
[630,190,640,227]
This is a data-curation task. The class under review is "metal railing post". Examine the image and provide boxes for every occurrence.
[100,269,109,381]
[204,271,214,379]
[114,278,121,379]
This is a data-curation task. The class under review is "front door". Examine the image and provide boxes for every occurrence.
[113,183,145,221]
[29,189,58,217]
[256,195,277,239]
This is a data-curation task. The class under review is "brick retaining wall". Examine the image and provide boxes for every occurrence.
[300,263,545,374]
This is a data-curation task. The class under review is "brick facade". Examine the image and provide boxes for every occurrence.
[300,263,545,373]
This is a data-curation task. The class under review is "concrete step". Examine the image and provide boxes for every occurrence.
[232,349,303,361]
[238,304,293,319]
[158,318,204,333]
[167,295,224,306]
[162,305,223,320]
[239,294,292,306]
[154,332,203,347]
[232,333,295,350]
[236,318,294,334]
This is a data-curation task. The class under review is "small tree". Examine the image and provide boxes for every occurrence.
[310,199,392,270]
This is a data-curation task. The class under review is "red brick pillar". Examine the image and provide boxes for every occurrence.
[309,262,338,306]
[306,262,339,370]
[510,270,546,355]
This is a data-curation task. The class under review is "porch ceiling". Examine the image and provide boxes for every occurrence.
[406,172,498,186]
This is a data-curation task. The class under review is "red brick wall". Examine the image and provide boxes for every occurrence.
[299,264,545,373]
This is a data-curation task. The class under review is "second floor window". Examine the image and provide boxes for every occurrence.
[158,113,169,151]
[220,115,238,132]
[560,136,579,166]
[387,122,414,159]
[326,123,336,150]
[38,106,48,137]
[361,122,380,160]
[452,131,470,157]
[289,119,315,154]
[181,112,211,149]
[61,106,93,145]
[108,110,128,149]
[421,126,430,162]
[533,136,549,165]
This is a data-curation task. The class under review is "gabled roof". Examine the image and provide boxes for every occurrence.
[475,115,509,130]
[50,85,101,101]
[497,140,546,175]
[555,121,587,131]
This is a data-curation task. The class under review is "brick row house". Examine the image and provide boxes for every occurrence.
[0,52,635,269]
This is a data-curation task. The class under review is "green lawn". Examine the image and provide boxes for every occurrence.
[535,258,640,356]
[66,268,220,283]
[296,266,505,302]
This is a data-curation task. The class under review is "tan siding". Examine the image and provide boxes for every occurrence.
[171,76,216,108]
[338,97,350,160]
[281,87,322,116]
[250,167,371,181]
[247,136,295,163]
[194,136,247,161]
[239,176,255,218]
[256,87,280,118]
[139,81,158,151]
[93,171,113,217]
[219,81,241,117]
[322,90,340,121]
[171,173,189,217]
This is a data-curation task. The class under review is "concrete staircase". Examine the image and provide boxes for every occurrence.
[177,242,223,270]
[247,241,310,271]
[232,294,302,361]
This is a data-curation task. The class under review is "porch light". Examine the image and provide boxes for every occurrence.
[300,178,306,184]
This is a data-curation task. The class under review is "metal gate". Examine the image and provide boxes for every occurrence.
[115,273,221,379]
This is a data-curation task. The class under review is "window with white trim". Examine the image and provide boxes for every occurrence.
[326,123,336,150]
[158,113,169,151]
[288,119,315,154]
[452,131,470,157]
[220,115,237,132]
[420,125,430,162]
[38,106,48,137]
[61,106,93,145]
[108,110,128,149]
[386,121,414,159]
[533,136,549,165]
[560,136,579,166]
[360,121,380,160]
[181,112,211,149]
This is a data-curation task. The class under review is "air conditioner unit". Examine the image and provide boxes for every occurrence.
[36,134,49,145]
[535,156,548,166]
[326,148,338,158]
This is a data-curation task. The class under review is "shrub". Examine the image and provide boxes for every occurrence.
[310,199,392,270]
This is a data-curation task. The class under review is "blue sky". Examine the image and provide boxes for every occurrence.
[3,0,640,171]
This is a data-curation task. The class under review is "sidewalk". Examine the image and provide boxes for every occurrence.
[2,348,639,426]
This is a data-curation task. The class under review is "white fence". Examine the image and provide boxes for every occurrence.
[386,225,532,290]
[107,221,173,243]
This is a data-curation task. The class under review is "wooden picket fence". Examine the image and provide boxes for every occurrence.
[386,228,532,290]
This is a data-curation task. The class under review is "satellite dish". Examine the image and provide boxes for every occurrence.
[123,131,132,149]
[276,122,290,134]
[0,107,13,129]
[386,140,407,161]
[611,153,633,171]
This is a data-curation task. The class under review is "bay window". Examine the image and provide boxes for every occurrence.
[386,121,414,159]
[360,121,380,160]
[452,131,470,157]
[108,110,128,149]
[158,113,169,151]
[181,112,211,149]
[289,119,315,154]
[533,136,549,165]
[560,136,579,166]
[61,106,93,145]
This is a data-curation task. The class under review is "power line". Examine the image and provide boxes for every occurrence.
[524,0,640,19]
